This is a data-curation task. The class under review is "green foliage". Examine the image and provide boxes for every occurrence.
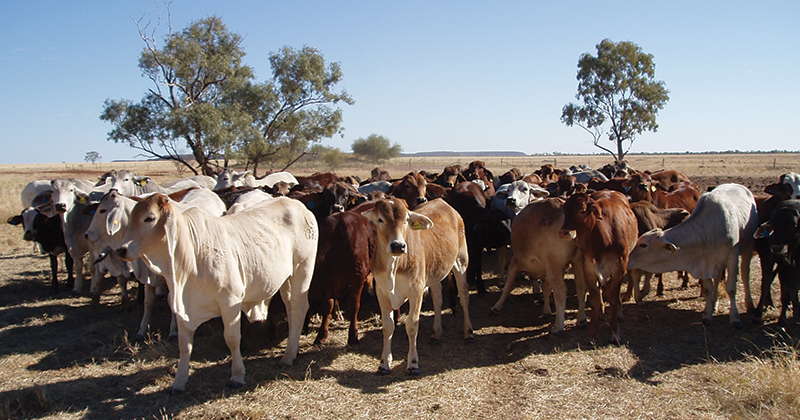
[311,145,346,171]
[351,134,402,162]
[561,39,669,162]
[100,14,351,176]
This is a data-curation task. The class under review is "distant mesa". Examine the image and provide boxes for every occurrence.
[400,151,528,157]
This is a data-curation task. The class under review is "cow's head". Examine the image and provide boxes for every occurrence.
[755,202,800,257]
[110,169,150,197]
[85,190,130,243]
[505,181,548,215]
[214,168,250,191]
[623,173,654,202]
[559,192,601,241]
[391,172,428,210]
[7,207,42,242]
[363,198,433,255]
[50,179,90,214]
[627,228,680,273]
[116,193,174,267]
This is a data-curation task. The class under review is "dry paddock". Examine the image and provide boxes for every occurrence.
[1,154,799,419]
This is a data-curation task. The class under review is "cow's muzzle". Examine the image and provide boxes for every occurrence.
[54,203,67,213]
[390,241,407,254]
[559,229,577,240]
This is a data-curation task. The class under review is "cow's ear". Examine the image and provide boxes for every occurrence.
[133,176,151,186]
[589,200,603,220]
[106,207,123,237]
[664,242,679,253]
[129,195,144,202]
[408,212,433,231]
[362,209,377,225]
[233,171,251,182]
[7,215,23,226]
[754,223,773,239]
[75,190,91,205]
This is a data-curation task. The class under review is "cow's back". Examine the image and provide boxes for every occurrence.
[397,199,466,282]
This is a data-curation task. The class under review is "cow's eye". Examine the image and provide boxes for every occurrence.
[144,216,155,223]
[639,243,648,249]
[377,218,384,224]
[99,209,107,214]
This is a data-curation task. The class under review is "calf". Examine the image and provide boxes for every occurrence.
[115,195,318,391]
[559,190,638,344]
[307,211,376,345]
[753,181,794,318]
[388,172,429,210]
[628,184,758,327]
[754,200,800,326]
[491,198,588,334]
[7,207,74,291]
[649,170,693,191]
[363,198,473,375]
[213,168,250,190]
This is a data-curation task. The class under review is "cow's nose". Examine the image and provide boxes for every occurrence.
[23,231,34,241]
[416,197,427,205]
[332,204,345,213]
[116,247,127,259]
[55,203,67,213]
[506,197,517,206]
[390,241,407,254]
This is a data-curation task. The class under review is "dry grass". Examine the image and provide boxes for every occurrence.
[1,154,799,419]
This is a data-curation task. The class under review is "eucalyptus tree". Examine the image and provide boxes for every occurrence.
[561,39,669,162]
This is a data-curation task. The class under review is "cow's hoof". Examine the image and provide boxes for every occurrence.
[548,329,563,338]
[347,337,360,346]
[577,320,588,329]
[407,367,421,376]
[489,308,501,316]
[377,366,391,376]
[465,334,475,344]
[134,334,146,343]
[609,336,622,347]
[168,334,179,342]
[702,318,712,327]
[228,380,245,389]
[731,320,743,330]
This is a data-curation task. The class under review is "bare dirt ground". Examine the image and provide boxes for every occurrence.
[1,154,799,419]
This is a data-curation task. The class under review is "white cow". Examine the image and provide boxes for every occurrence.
[244,171,298,189]
[115,194,318,391]
[362,198,473,375]
[490,198,587,334]
[225,190,274,215]
[780,172,800,199]
[108,169,207,197]
[628,183,758,327]
[213,169,250,190]
[491,180,550,218]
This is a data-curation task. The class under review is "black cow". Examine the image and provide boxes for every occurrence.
[755,200,800,326]
[8,208,74,291]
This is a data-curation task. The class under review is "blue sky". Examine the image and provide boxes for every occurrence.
[1,1,797,164]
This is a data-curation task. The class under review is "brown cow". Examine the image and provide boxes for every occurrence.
[490,198,588,334]
[307,211,376,345]
[388,172,429,210]
[649,170,692,191]
[435,165,466,188]
[463,160,495,199]
[362,198,473,375]
[650,184,702,212]
[559,190,638,344]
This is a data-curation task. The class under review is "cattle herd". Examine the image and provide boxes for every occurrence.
[7,162,800,392]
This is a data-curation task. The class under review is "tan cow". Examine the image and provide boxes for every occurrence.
[115,194,318,391]
[362,198,473,375]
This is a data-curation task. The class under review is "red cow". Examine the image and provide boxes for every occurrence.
[559,190,638,344]
[295,172,341,188]
[307,211,376,345]
[462,160,496,199]
[388,172,428,210]
[434,166,466,188]
[649,170,692,191]
[650,184,701,212]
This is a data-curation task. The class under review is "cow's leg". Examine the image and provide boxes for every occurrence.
[572,260,588,327]
[376,291,395,375]
[636,271,653,305]
[490,257,520,314]
[583,259,603,343]
[346,278,366,345]
[541,277,553,316]
[740,250,754,313]
[701,278,717,325]
[453,264,474,340]
[547,266,567,334]
[89,266,105,306]
[727,256,742,327]
[280,272,311,366]
[117,275,130,302]
[429,280,443,340]
[497,246,511,288]
[136,284,156,341]
[70,250,84,294]
[755,249,776,318]
[778,274,791,326]
[405,292,424,376]
[220,304,245,388]
[604,268,624,345]
[621,270,634,303]
[314,297,334,344]
[656,273,665,296]
[48,254,59,291]
[64,252,75,290]
[168,311,178,339]
[172,321,196,392]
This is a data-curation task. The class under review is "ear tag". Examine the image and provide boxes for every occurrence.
[78,196,87,204]
[412,221,423,230]
[650,185,656,192]
[307,201,315,210]
[139,180,147,187]
[113,220,119,225]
